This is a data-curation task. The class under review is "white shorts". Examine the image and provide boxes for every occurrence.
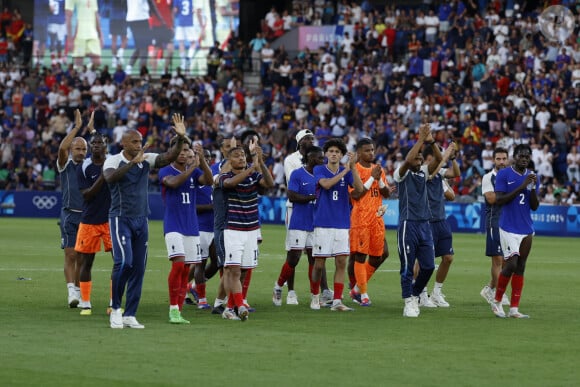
[48,23,66,41]
[199,231,214,259]
[285,229,313,251]
[313,227,349,258]
[499,229,533,260]
[164,232,201,264]
[175,26,196,42]
[224,229,259,269]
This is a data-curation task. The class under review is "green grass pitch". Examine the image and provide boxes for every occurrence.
[0,218,579,386]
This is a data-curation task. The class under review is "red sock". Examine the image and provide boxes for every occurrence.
[310,279,321,295]
[168,261,184,306]
[308,263,313,283]
[242,269,252,299]
[179,264,190,311]
[510,274,524,307]
[333,282,344,301]
[227,292,235,308]
[196,282,206,299]
[277,261,294,287]
[233,292,244,308]
[495,272,511,302]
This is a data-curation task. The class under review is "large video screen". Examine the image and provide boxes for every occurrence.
[33,0,239,75]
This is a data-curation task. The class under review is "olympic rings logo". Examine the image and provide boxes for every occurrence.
[32,195,58,210]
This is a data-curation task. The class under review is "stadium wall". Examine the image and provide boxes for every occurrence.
[1,191,579,237]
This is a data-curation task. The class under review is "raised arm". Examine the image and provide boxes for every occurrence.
[154,114,187,169]
[57,109,83,170]
[193,144,214,186]
[248,138,274,189]
[398,123,429,177]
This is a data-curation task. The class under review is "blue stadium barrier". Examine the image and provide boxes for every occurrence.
[2,191,579,237]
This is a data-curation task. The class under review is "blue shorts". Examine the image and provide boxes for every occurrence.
[128,20,151,50]
[213,228,225,268]
[60,209,81,249]
[430,220,454,257]
[486,226,503,257]
[397,220,435,272]
[109,18,127,36]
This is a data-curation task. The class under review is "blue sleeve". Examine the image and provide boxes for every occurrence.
[495,169,507,193]
[288,169,299,192]
[345,169,353,187]
[158,166,172,185]
[193,168,203,186]
[313,165,324,185]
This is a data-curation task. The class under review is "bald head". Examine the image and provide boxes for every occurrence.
[70,137,88,163]
[121,129,144,159]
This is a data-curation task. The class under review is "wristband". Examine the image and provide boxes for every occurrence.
[379,179,386,188]
[363,176,374,190]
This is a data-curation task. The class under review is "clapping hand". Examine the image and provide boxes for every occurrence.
[443,142,457,161]
[345,151,357,170]
[132,143,149,164]
[87,111,95,134]
[418,123,430,142]
[371,164,382,179]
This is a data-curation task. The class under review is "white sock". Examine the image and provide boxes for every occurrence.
[169,305,179,310]
[213,298,224,308]
[434,282,443,291]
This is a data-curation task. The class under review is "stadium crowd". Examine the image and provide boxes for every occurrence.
[0,0,579,207]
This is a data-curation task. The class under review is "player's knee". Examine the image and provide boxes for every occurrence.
[442,254,454,265]
[502,257,518,275]
[369,255,385,268]
[515,259,527,275]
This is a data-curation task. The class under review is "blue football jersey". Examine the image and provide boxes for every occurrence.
[173,0,194,27]
[195,183,214,232]
[77,159,111,225]
[104,153,158,218]
[159,164,202,236]
[394,165,430,222]
[313,165,353,229]
[495,167,538,234]
[288,167,316,231]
